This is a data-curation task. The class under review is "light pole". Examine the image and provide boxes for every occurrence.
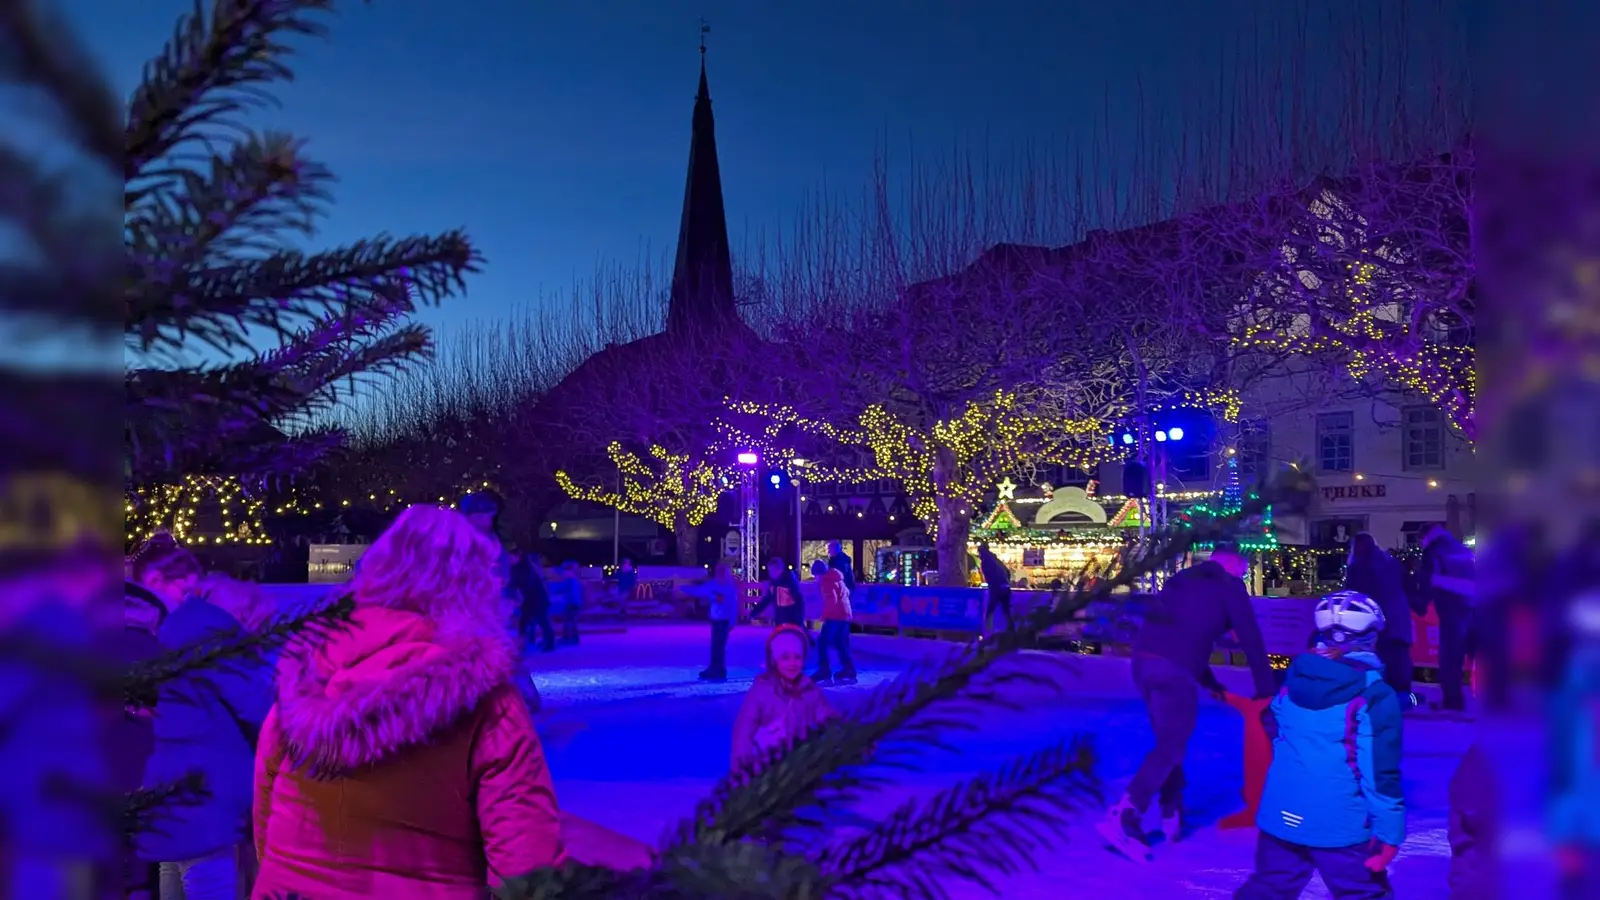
[791,459,808,571]
[736,452,760,581]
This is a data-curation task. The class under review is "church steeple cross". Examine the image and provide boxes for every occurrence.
[699,18,710,56]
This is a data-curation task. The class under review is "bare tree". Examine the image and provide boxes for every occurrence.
[527,258,762,562]
[731,147,1252,585]
[1168,2,1477,438]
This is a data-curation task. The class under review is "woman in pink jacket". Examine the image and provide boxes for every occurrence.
[251,505,564,899]
[731,625,840,771]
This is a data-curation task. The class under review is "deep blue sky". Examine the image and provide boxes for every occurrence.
[73,0,1446,340]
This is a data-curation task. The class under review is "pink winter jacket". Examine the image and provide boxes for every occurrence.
[730,628,840,770]
[251,606,564,899]
[816,569,852,622]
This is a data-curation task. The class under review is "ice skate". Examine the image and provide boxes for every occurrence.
[834,671,858,685]
[1159,807,1182,844]
[1096,796,1152,863]
[812,670,834,686]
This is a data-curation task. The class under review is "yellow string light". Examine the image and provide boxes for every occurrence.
[555,442,732,529]
[124,475,270,547]
[727,391,1118,537]
[1234,257,1474,436]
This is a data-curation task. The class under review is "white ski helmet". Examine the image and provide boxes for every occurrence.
[1313,590,1386,645]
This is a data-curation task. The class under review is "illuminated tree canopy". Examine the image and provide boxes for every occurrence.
[555,442,733,530]
[724,392,1112,533]
[1229,149,1476,438]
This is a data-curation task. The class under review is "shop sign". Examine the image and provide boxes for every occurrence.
[1321,483,1386,501]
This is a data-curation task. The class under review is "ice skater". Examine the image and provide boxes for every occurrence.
[1098,542,1275,861]
[750,557,806,629]
[810,558,857,685]
[977,543,1012,634]
[730,625,839,771]
[1235,590,1404,899]
[684,562,739,682]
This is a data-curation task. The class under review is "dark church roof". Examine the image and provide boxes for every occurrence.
[666,58,737,334]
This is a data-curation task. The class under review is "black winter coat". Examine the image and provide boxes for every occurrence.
[1343,549,1413,644]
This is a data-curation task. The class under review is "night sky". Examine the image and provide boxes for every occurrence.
[76,0,1449,339]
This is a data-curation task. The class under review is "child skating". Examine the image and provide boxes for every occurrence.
[1235,590,1405,899]
[811,558,857,685]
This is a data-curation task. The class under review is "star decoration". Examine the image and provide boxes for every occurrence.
[996,477,1018,500]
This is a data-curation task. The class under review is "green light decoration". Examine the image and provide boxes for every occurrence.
[1181,452,1278,551]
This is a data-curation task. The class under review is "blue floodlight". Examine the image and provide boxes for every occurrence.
[1154,430,1167,442]
[1121,432,1135,446]
[1168,426,1185,442]
[769,473,783,487]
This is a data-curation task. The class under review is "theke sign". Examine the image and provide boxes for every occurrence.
[1322,483,1386,501]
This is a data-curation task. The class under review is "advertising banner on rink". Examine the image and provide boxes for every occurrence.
[895,586,985,631]
[848,584,901,628]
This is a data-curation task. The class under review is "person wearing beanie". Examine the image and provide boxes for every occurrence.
[730,626,838,771]
[1235,590,1405,899]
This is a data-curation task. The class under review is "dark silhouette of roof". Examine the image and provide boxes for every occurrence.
[666,58,737,334]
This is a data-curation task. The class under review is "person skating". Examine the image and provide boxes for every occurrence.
[1099,542,1275,862]
[1342,533,1416,704]
[614,558,638,606]
[1408,523,1476,712]
[1235,591,1404,899]
[730,626,839,771]
[513,551,556,653]
[683,562,739,681]
[811,558,857,685]
[550,561,584,645]
[977,543,1012,634]
[750,557,806,629]
[827,540,856,593]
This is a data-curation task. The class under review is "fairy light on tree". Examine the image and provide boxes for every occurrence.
[125,475,272,549]
[725,391,1116,585]
[556,442,734,562]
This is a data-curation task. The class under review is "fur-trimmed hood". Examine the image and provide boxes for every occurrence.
[274,605,517,777]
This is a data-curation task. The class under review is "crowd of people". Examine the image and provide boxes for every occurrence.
[118,498,867,898]
[122,489,1585,899]
[1090,532,1506,899]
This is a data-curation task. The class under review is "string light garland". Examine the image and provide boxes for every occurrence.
[555,442,732,529]
[125,475,268,548]
[726,391,1116,536]
[1235,258,1475,437]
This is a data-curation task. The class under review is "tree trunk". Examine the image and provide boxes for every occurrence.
[674,516,700,567]
[931,451,970,586]
[935,500,972,587]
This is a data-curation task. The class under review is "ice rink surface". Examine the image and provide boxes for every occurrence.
[522,622,1507,898]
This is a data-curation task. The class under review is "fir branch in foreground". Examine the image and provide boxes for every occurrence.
[125,591,356,708]
[818,740,1098,900]
[124,770,209,843]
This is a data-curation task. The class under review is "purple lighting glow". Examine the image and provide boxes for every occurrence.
[736,451,759,466]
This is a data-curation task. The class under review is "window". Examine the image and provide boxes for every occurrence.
[1236,420,1271,482]
[1316,412,1354,472]
[1402,406,1445,470]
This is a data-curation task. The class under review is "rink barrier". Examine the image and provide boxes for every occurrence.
[751,583,1460,678]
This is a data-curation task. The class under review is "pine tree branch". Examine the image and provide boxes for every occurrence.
[125,0,335,205]
[124,770,210,844]
[125,591,355,708]
[817,740,1098,900]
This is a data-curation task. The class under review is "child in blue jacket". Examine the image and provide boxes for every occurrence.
[1237,590,1405,899]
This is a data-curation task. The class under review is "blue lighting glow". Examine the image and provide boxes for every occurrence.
[1121,433,1135,445]
[1168,427,1185,441]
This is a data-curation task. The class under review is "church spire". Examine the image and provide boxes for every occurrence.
[666,24,735,334]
